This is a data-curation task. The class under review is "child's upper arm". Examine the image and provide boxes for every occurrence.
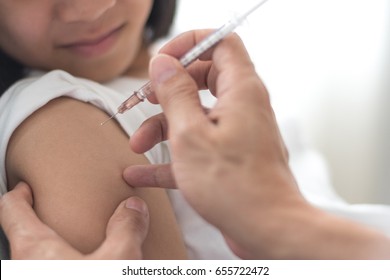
[6,97,186,259]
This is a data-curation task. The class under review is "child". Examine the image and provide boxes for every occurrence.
[0,0,236,259]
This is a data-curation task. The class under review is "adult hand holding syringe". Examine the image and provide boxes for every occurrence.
[101,0,270,125]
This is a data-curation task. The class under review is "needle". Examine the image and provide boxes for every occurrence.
[100,112,118,126]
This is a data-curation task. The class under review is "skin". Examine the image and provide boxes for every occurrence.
[0,0,150,81]
[1,27,390,259]
[1,0,187,259]
[0,182,149,259]
[123,31,390,259]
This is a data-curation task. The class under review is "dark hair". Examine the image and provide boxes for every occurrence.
[0,49,25,96]
[147,0,177,42]
[0,0,177,95]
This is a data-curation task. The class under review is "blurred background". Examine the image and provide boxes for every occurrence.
[169,0,390,204]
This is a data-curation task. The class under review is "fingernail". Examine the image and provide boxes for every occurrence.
[150,54,178,85]
[125,197,148,215]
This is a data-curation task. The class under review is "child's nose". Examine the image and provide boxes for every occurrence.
[55,0,116,23]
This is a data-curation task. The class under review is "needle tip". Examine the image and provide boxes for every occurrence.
[100,113,118,126]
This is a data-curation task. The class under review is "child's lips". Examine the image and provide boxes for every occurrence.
[61,24,125,58]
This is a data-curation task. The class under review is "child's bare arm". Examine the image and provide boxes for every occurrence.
[6,97,187,259]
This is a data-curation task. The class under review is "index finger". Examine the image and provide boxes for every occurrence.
[158,29,216,61]
[159,30,261,102]
[160,30,268,110]
[160,30,254,78]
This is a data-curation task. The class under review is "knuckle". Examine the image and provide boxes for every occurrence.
[227,32,244,45]
[129,212,148,237]
[171,120,202,145]
[1,191,16,207]
[154,165,174,188]
[158,65,197,96]
[0,185,32,214]
[125,244,143,260]
[112,207,148,238]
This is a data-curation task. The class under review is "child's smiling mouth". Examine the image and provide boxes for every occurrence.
[60,23,126,58]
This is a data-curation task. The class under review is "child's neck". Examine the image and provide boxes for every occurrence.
[123,46,151,79]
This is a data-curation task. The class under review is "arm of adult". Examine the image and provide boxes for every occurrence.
[123,30,390,259]
[0,182,148,259]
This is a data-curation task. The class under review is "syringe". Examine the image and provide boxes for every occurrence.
[101,0,270,125]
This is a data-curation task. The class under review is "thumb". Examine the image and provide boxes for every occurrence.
[150,54,209,134]
[92,197,149,260]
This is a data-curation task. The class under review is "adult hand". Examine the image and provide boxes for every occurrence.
[0,182,149,259]
[124,30,390,260]
[123,30,305,259]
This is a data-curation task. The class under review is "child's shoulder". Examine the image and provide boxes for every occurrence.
[0,70,122,120]
[0,70,167,195]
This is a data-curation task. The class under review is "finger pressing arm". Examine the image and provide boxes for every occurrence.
[0,182,80,259]
[0,182,150,260]
[90,196,149,260]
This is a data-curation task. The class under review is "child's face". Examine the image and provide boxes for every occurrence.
[0,0,153,81]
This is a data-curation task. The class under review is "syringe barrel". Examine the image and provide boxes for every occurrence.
[118,0,269,115]
[179,19,241,67]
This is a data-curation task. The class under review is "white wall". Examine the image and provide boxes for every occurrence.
[174,0,390,204]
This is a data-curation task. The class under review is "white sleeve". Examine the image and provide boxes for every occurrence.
[0,70,167,195]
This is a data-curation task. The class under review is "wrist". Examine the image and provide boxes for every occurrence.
[304,211,390,259]
[252,200,390,259]
[249,195,318,259]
